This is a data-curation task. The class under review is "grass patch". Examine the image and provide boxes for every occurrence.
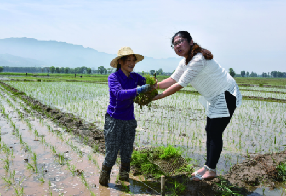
[277,162,286,181]
[131,145,191,178]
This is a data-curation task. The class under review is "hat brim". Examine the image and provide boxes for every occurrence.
[110,54,144,68]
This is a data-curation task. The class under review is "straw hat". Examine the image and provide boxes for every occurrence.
[110,47,144,68]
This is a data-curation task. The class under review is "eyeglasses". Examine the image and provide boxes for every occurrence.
[171,38,187,49]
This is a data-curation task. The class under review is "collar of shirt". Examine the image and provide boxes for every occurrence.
[117,69,136,80]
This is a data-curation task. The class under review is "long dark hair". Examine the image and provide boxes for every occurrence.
[116,54,137,72]
[172,31,213,65]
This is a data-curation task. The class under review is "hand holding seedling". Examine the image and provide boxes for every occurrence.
[134,75,158,109]
[153,83,183,101]
[151,79,158,90]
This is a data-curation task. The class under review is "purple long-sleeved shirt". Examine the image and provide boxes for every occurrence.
[107,69,146,120]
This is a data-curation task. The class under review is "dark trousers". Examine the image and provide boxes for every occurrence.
[205,91,237,169]
[103,113,137,169]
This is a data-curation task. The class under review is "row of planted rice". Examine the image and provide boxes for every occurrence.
[5,81,286,175]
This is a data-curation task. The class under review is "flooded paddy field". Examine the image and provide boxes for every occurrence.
[0,84,161,196]
[1,80,286,195]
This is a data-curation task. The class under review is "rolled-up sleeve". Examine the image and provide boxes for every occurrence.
[171,60,185,83]
[177,53,205,87]
[108,74,137,101]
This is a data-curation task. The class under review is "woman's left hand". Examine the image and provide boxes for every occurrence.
[151,79,158,90]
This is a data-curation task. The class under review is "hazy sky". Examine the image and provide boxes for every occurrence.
[0,0,285,73]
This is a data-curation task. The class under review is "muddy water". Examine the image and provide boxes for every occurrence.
[0,89,160,195]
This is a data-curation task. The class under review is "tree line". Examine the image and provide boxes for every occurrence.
[229,68,286,78]
[4,66,284,77]
[0,66,171,75]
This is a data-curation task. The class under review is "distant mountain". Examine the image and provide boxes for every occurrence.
[0,53,44,67]
[0,37,181,72]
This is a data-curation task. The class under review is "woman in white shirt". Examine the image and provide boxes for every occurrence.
[153,31,242,181]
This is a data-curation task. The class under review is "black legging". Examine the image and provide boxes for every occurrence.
[205,91,237,169]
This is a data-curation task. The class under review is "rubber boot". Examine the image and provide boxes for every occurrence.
[119,162,130,181]
[99,164,112,186]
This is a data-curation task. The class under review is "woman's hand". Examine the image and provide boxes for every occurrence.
[151,79,158,90]
[152,83,183,101]
[137,84,151,94]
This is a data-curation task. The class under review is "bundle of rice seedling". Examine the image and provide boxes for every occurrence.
[134,75,158,109]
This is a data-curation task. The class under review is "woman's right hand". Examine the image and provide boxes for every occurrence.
[137,84,151,94]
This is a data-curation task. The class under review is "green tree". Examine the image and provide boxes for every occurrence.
[241,70,245,77]
[64,67,70,74]
[50,66,55,73]
[229,68,236,77]
[106,68,113,74]
[55,67,60,73]
[157,68,163,75]
[98,66,107,74]
[60,67,65,73]
[87,68,91,74]
[271,71,278,77]
[0,66,3,72]
[150,70,155,75]
[250,71,257,77]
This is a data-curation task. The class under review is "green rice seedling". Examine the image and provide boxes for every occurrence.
[120,180,131,193]
[32,152,38,173]
[167,179,186,196]
[57,153,65,165]
[34,129,39,137]
[87,154,92,161]
[48,180,53,196]
[81,173,89,188]
[14,185,24,196]
[10,170,15,182]
[78,150,83,158]
[19,134,23,144]
[26,162,35,172]
[51,146,56,154]
[84,136,89,145]
[158,145,182,160]
[93,144,99,152]
[41,136,45,144]
[1,143,10,154]
[131,149,163,177]
[39,176,45,183]
[2,175,13,186]
[71,164,77,176]
[215,176,243,196]
[277,162,286,181]
[3,156,10,172]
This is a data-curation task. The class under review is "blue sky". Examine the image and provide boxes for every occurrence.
[0,0,285,73]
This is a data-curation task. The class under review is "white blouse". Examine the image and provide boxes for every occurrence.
[171,53,242,118]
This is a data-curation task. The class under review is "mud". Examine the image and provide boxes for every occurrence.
[225,151,286,188]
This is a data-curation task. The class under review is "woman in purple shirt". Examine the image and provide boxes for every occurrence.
[99,47,151,186]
